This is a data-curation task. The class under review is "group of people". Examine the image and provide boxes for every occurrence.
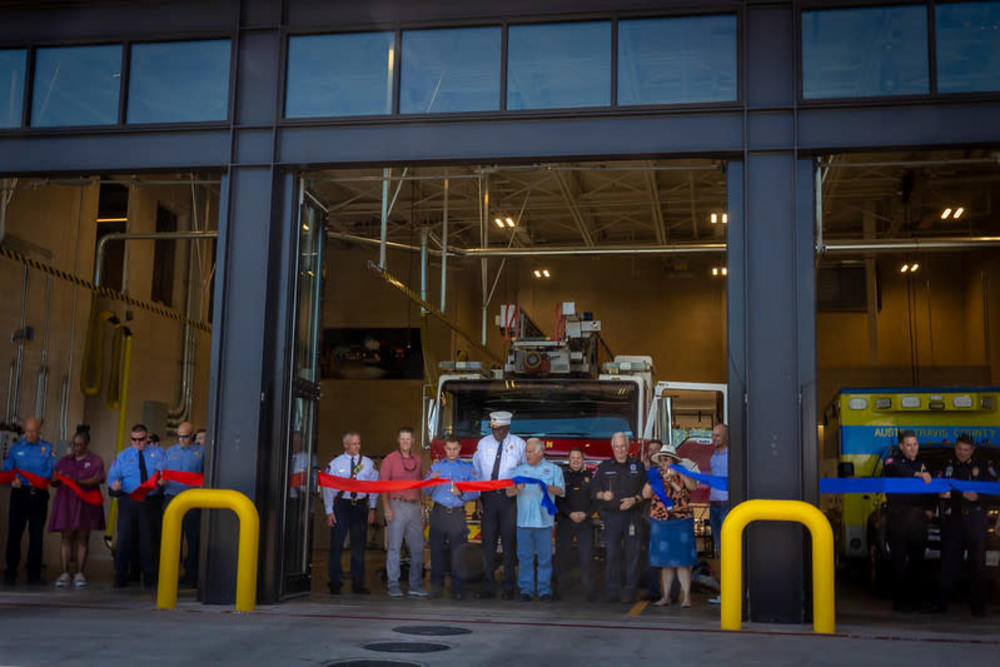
[322,411,732,605]
[2,418,205,590]
[882,429,998,616]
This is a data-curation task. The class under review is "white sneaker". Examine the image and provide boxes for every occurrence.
[73,572,88,588]
[708,595,721,605]
[55,572,71,588]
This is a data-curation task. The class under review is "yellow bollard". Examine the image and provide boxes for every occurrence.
[157,488,260,612]
[720,499,836,634]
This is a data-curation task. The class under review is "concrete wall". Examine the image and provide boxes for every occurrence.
[0,179,216,582]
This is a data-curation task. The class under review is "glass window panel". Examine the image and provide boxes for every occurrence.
[31,45,122,126]
[802,6,929,99]
[618,15,737,105]
[0,49,26,128]
[507,21,611,110]
[286,32,395,117]
[936,1,1000,93]
[400,27,501,113]
[127,40,230,124]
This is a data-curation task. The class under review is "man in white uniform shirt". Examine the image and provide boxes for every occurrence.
[322,432,378,595]
[472,410,526,599]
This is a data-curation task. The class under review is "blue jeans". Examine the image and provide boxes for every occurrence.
[516,526,552,596]
[709,502,730,557]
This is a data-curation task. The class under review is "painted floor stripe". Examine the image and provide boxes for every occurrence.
[627,600,647,616]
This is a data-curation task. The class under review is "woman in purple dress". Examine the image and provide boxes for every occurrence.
[49,425,106,588]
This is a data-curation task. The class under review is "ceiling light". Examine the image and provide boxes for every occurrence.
[900,264,909,273]
[722,213,728,224]
[495,217,505,229]
[721,267,728,276]
[940,208,952,220]
[910,263,919,272]
[506,217,515,227]
[533,269,542,278]
[710,213,718,224]
[953,207,964,219]
[542,269,550,278]
[712,267,719,276]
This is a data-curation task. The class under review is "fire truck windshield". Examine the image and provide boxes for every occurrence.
[438,379,638,439]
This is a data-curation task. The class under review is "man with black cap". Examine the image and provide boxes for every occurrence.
[472,410,526,599]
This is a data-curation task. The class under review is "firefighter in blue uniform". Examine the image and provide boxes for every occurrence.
[930,433,998,616]
[881,429,934,612]
[3,417,56,585]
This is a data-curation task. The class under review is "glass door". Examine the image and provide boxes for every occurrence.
[282,180,325,595]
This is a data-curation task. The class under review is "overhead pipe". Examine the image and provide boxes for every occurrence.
[94,230,218,286]
[820,236,1000,253]
[822,156,1000,170]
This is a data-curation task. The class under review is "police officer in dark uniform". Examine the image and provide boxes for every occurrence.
[881,429,934,612]
[554,447,597,601]
[592,432,646,603]
[931,433,997,616]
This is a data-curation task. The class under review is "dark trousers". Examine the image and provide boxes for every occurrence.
[115,496,160,586]
[602,510,641,601]
[480,491,517,593]
[328,498,368,590]
[165,496,200,583]
[638,518,660,597]
[429,504,467,595]
[554,517,596,598]
[5,488,49,581]
[937,508,988,613]
[886,506,926,608]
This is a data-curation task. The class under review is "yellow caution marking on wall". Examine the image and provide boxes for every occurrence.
[0,244,211,332]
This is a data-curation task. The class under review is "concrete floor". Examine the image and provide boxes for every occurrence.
[1,578,998,666]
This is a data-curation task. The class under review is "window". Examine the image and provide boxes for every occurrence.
[151,204,177,307]
[127,40,231,124]
[0,49,26,128]
[286,32,395,117]
[618,15,738,105]
[936,1,1000,93]
[801,6,929,99]
[507,21,611,110]
[400,27,501,113]
[31,44,122,126]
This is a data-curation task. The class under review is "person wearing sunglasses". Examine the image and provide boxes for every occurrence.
[163,422,205,588]
[107,424,165,589]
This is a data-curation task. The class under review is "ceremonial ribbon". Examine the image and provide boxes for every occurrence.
[54,472,104,506]
[453,479,514,492]
[0,468,52,489]
[668,464,728,492]
[819,477,1000,495]
[289,471,306,488]
[159,469,205,487]
[511,476,557,516]
[128,473,162,501]
[646,468,673,509]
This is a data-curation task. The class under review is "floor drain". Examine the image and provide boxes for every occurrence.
[363,641,451,653]
[392,625,473,637]
[324,661,422,667]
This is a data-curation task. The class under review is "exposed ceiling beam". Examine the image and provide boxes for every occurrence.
[644,167,667,245]
[553,171,595,247]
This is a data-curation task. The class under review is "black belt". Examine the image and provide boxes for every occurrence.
[13,486,48,497]
[434,503,464,514]
[336,497,366,506]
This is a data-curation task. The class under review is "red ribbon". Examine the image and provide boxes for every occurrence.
[317,472,448,493]
[128,472,162,501]
[0,468,52,489]
[289,471,306,488]
[454,479,514,492]
[160,469,204,486]
[55,472,104,506]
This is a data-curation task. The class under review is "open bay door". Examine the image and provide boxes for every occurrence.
[281,180,326,596]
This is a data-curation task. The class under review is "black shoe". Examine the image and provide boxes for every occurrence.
[4,574,16,587]
[475,590,495,600]
[539,594,553,602]
[113,578,128,589]
[26,577,47,587]
[502,590,515,601]
[622,595,637,605]
[519,593,533,602]
[328,584,342,595]
[352,586,371,595]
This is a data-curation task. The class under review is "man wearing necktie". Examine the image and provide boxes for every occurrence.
[471,410,526,599]
[107,424,165,589]
[322,432,378,595]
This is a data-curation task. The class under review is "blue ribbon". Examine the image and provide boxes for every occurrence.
[820,477,1000,495]
[512,476,557,515]
[646,468,673,509]
[668,464,728,491]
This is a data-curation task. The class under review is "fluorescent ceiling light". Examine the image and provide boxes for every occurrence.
[495,218,505,229]
[953,207,964,219]
[941,208,952,220]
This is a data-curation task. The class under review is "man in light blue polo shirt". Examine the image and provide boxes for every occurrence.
[163,421,205,587]
[508,437,564,602]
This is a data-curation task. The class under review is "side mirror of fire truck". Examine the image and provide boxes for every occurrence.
[425,396,439,445]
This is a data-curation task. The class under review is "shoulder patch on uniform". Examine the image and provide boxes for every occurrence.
[884,457,894,465]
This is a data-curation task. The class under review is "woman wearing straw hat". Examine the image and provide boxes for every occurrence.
[641,442,700,607]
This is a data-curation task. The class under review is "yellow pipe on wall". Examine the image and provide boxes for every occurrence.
[720,499,836,634]
[104,329,133,544]
[157,489,260,613]
[79,304,115,397]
